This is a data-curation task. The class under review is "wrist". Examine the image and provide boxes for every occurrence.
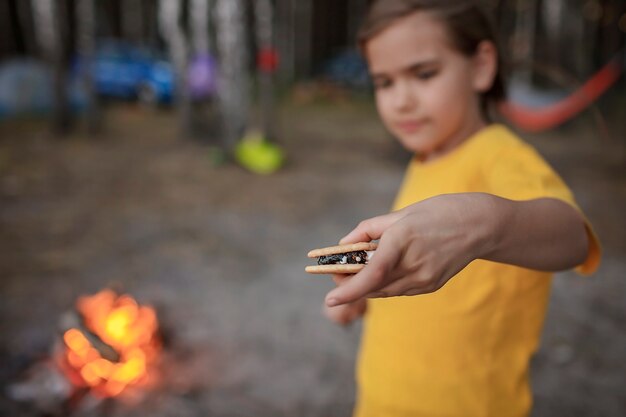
[469,193,509,261]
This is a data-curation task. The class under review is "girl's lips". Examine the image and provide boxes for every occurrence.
[396,120,426,133]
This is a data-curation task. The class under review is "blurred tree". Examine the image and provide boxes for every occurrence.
[254,0,277,141]
[101,0,123,38]
[347,0,368,46]
[191,0,211,56]
[77,0,100,134]
[215,0,249,150]
[142,0,159,49]
[512,0,538,83]
[273,0,312,82]
[5,0,39,56]
[294,0,313,79]
[273,0,293,82]
[31,0,72,135]
[19,1,38,55]
[158,0,192,136]
[501,0,625,84]
[123,0,144,45]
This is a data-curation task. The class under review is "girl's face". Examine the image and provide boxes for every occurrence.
[365,11,496,160]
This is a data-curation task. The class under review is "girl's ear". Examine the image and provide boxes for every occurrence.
[472,40,497,93]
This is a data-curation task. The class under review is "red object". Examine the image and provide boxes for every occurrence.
[257,47,279,73]
[500,57,622,132]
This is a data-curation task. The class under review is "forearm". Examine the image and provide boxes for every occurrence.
[478,195,589,271]
[325,193,591,305]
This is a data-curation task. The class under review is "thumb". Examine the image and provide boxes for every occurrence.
[339,211,403,244]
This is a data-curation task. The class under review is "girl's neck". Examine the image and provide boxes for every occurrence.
[419,115,488,163]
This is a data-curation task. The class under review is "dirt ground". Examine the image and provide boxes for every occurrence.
[0,99,624,416]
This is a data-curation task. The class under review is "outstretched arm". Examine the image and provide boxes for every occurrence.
[326,193,589,307]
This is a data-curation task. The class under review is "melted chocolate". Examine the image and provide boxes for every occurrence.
[317,250,368,265]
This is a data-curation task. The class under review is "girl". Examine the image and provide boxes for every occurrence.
[322,1,600,416]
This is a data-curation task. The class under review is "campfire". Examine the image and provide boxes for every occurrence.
[59,289,161,398]
[6,289,216,415]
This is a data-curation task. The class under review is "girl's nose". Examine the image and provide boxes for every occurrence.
[392,81,417,111]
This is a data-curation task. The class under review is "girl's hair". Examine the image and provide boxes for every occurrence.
[358,0,506,113]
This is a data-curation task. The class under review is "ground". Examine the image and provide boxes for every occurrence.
[0,99,624,416]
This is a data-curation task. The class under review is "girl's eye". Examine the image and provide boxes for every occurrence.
[372,78,392,90]
[415,69,438,80]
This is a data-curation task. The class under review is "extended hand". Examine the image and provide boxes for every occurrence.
[325,194,493,306]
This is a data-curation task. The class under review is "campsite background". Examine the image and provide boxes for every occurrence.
[1,1,624,416]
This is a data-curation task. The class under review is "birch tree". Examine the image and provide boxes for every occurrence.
[215,0,249,150]
[158,0,192,136]
[191,0,211,56]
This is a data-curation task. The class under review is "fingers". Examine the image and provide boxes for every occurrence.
[322,299,367,325]
[367,276,431,298]
[325,237,402,306]
[331,274,354,286]
[339,212,403,244]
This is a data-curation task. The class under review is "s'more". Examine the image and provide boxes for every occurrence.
[305,242,378,274]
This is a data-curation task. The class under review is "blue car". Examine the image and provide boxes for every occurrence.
[76,40,216,105]
[90,41,173,104]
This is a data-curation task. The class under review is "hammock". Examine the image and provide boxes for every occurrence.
[499,54,623,132]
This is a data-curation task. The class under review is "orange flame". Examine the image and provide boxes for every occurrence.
[62,290,160,397]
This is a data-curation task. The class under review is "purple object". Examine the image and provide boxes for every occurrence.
[188,54,218,99]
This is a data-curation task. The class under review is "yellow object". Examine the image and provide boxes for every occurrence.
[355,124,600,417]
[235,130,285,174]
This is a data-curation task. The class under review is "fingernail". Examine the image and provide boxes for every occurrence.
[326,298,339,307]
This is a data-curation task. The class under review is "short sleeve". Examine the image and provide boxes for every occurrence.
[486,142,601,275]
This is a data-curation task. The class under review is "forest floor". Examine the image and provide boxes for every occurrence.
[1,95,624,416]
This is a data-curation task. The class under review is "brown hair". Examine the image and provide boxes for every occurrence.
[358,0,506,114]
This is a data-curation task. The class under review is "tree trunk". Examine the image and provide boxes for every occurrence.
[123,0,144,45]
[254,0,276,141]
[215,0,249,150]
[512,0,537,84]
[142,0,158,49]
[293,0,313,79]
[158,0,192,137]
[16,0,38,55]
[77,0,101,134]
[31,0,72,135]
[191,0,211,55]
[274,0,296,82]
[346,0,368,46]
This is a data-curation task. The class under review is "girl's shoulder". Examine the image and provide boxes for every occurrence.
[467,123,541,164]
[471,124,527,151]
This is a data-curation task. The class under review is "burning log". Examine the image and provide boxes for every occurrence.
[59,311,120,363]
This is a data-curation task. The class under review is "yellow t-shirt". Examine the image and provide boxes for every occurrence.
[354,124,600,417]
